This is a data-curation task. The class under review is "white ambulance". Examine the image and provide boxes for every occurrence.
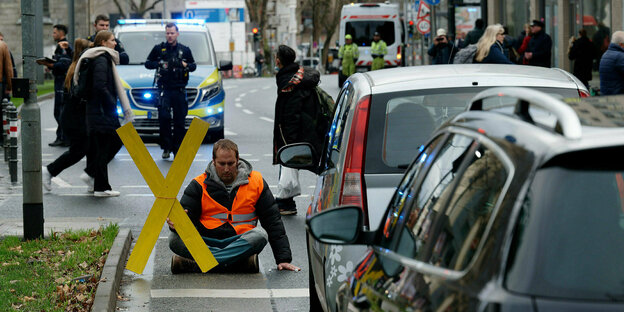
[338,2,404,86]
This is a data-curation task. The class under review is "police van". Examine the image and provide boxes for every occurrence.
[113,19,232,142]
[338,2,404,85]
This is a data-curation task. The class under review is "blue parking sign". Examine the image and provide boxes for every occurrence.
[424,0,440,4]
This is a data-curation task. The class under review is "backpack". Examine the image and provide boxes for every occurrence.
[313,86,336,141]
[453,44,477,64]
[71,57,93,99]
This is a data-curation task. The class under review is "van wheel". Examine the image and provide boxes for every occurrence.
[338,71,346,88]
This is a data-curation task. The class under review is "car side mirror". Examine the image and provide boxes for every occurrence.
[219,60,233,71]
[306,206,365,244]
[277,143,318,172]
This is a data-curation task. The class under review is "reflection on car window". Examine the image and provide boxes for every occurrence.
[382,134,474,261]
[429,146,508,271]
[327,86,354,168]
[380,135,446,250]
[382,92,474,168]
[118,32,213,65]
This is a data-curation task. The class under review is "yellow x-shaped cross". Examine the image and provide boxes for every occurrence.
[116,118,218,274]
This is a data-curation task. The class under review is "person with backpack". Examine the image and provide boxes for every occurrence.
[75,30,132,197]
[272,45,325,215]
[145,22,197,160]
[474,24,514,64]
[42,38,93,192]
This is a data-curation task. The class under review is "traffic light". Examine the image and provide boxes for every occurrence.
[408,20,414,36]
[252,27,260,42]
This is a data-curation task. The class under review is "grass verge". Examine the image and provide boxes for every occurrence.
[11,79,55,108]
[0,223,119,311]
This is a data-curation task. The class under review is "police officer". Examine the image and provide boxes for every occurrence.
[145,22,196,159]
[338,34,359,77]
[87,14,129,65]
[371,31,387,71]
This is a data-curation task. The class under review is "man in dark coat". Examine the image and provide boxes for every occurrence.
[86,14,129,65]
[568,28,595,89]
[525,20,552,67]
[272,45,321,215]
[599,31,624,95]
[463,18,485,48]
[167,139,300,273]
[428,28,456,64]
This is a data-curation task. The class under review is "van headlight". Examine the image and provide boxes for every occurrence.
[201,82,221,102]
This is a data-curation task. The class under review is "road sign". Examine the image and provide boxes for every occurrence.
[424,0,440,4]
[418,2,431,19]
[416,19,431,35]
[117,119,218,274]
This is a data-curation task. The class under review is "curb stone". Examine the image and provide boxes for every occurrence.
[91,228,133,312]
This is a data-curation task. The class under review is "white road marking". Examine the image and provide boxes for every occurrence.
[235,103,242,108]
[242,109,254,115]
[239,93,247,97]
[120,185,150,188]
[259,117,273,123]
[223,86,236,90]
[235,97,241,102]
[249,89,258,93]
[224,129,237,136]
[151,288,309,298]
[262,86,271,90]
[126,194,155,197]
[52,177,72,188]
[245,159,259,162]
[240,153,252,157]
[263,153,272,157]
[44,127,56,132]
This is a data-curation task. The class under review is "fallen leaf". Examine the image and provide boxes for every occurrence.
[55,277,65,284]
[21,295,35,302]
[11,303,22,309]
[9,280,18,284]
[76,294,85,302]
[79,261,88,269]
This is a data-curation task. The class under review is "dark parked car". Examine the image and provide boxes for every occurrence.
[278,65,589,312]
[301,88,624,311]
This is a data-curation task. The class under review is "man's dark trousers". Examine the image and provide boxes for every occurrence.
[158,89,187,155]
[53,79,65,142]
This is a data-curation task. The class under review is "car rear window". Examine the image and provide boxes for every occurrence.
[365,87,581,174]
[505,146,624,301]
[118,31,213,65]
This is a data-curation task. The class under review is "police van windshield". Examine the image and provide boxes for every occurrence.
[346,21,395,46]
[118,31,214,65]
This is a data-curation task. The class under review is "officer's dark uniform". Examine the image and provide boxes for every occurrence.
[87,33,129,65]
[145,41,196,158]
[51,38,72,146]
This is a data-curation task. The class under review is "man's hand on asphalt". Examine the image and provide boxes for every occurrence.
[277,262,301,271]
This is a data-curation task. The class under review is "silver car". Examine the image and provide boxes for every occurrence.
[278,64,589,312]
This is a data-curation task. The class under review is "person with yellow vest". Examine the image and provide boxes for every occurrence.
[338,34,359,77]
[167,139,300,273]
[371,32,388,71]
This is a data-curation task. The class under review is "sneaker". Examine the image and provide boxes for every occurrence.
[277,197,297,215]
[42,166,52,191]
[279,207,297,215]
[80,173,95,192]
[171,255,201,274]
[93,190,120,197]
[48,139,63,147]
[162,150,171,159]
[243,254,259,273]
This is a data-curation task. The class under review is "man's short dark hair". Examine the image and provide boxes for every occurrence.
[94,14,109,24]
[213,139,239,160]
[54,24,68,35]
[166,22,179,32]
[475,18,484,29]
[277,45,296,66]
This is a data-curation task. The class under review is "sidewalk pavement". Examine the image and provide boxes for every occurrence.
[0,92,134,311]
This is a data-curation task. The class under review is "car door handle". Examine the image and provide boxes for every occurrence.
[353,294,371,310]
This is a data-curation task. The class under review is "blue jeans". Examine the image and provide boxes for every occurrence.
[169,227,268,265]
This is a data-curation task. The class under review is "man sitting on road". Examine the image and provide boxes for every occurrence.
[167,139,300,273]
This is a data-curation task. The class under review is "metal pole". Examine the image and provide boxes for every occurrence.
[68,0,75,43]
[9,105,17,184]
[21,0,44,240]
[2,99,8,161]
[163,0,167,18]
[35,2,44,85]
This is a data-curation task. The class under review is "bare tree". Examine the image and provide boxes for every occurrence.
[112,0,164,18]
[245,0,271,73]
[316,0,351,71]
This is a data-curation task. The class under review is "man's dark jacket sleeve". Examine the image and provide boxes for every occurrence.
[145,44,161,70]
[115,39,129,65]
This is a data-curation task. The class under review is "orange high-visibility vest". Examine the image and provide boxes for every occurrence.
[194,171,263,235]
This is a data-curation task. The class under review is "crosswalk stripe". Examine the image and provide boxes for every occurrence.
[151,288,309,298]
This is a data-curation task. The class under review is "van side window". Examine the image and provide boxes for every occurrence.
[429,145,508,271]
[325,85,354,169]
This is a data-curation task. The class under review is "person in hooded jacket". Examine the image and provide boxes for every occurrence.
[599,31,624,95]
[167,139,299,273]
[525,20,552,67]
[568,28,595,89]
[272,45,322,216]
[474,24,514,64]
[76,30,133,197]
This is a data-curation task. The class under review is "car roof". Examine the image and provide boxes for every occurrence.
[358,64,583,93]
[448,92,624,165]
[115,19,208,33]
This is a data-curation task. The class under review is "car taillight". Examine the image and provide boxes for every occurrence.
[579,89,590,97]
[397,45,402,60]
[340,95,370,225]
